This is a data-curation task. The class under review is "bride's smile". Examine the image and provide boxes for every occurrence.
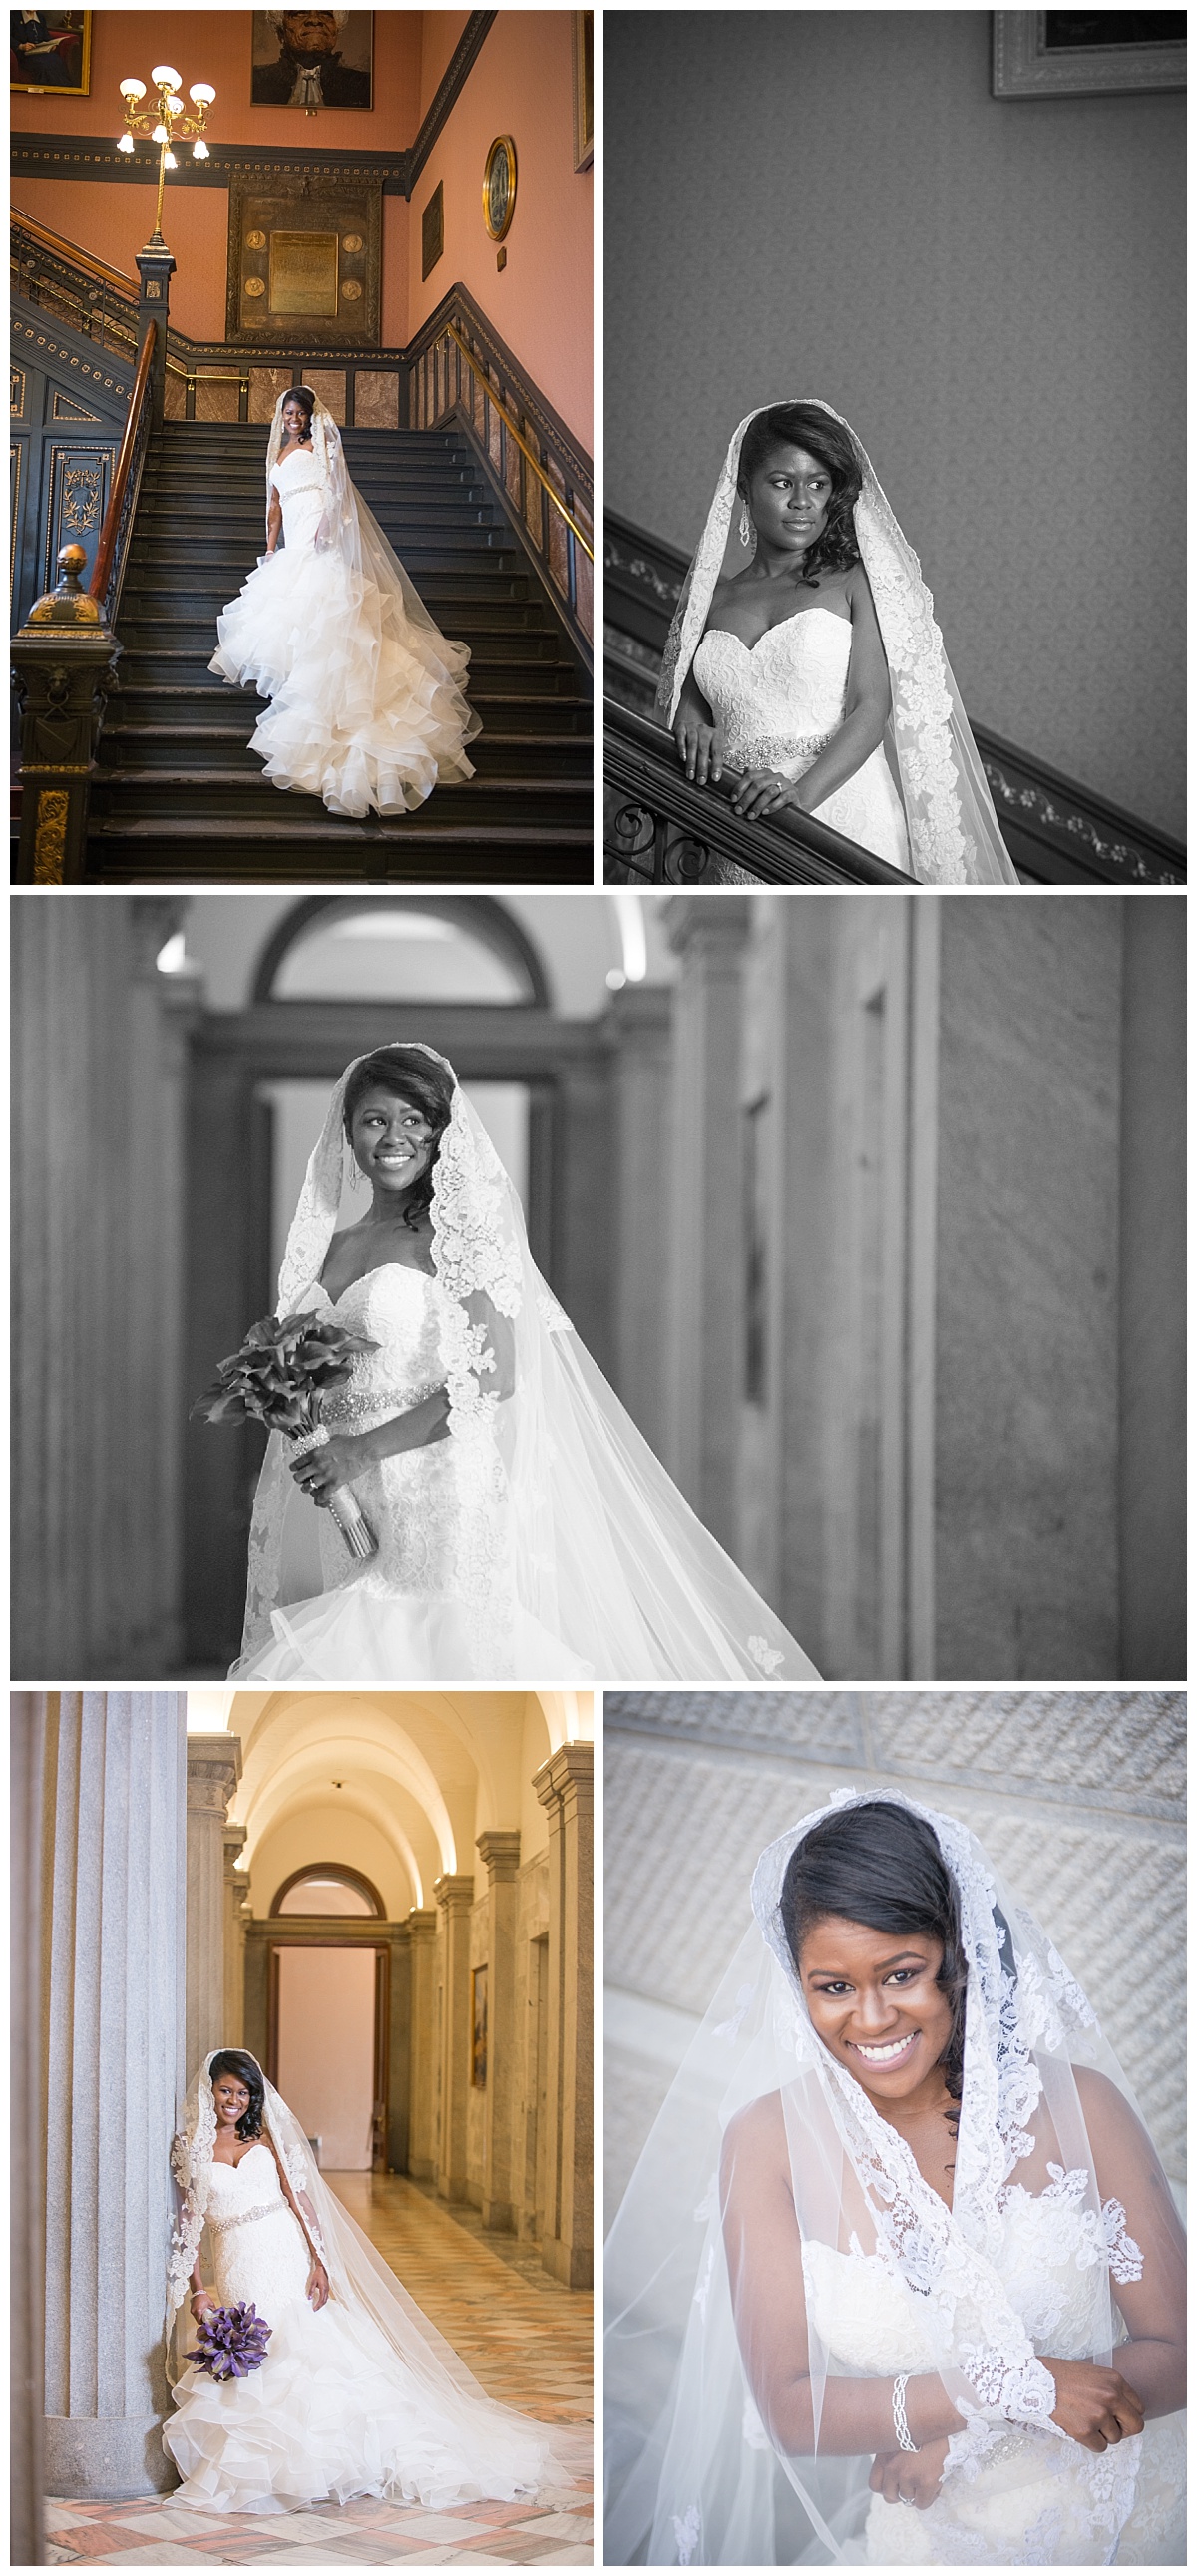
[797,1919,955,2110]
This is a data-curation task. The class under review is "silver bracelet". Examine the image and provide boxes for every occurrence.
[892,2372,918,2452]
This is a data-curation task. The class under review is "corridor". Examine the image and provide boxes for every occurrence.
[45,2178,593,2567]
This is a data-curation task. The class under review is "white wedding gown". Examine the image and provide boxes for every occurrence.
[802,2190,1185,2566]
[163,2142,550,2515]
[693,607,912,873]
[209,445,478,817]
[235,1263,591,1685]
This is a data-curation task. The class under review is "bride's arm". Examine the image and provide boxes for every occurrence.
[265,489,282,556]
[1073,2064,1186,2418]
[732,566,891,820]
[263,2133,330,2309]
[721,2096,967,2457]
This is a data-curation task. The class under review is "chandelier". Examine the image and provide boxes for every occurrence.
[117,65,216,248]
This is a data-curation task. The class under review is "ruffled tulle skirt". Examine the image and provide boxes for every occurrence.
[164,2287,549,2516]
[209,540,479,819]
[233,1575,593,1685]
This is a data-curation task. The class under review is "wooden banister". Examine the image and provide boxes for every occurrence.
[446,321,593,559]
[605,698,910,886]
[12,207,137,296]
[89,322,156,609]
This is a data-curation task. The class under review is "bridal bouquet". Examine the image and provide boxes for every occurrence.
[187,2301,272,2382]
[192,1311,380,1561]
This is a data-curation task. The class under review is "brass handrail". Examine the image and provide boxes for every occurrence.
[12,207,137,297]
[445,321,594,560]
[90,322,156,606]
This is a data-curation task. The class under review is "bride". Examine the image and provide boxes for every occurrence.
[209,386,479,818]
[164,2047,569,2512]
[604,1793,1185,2565]
[661,400,1019,886]
[231,1040,818,1684]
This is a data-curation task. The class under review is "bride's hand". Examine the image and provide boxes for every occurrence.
[674,710,725,788]
[1043,2358,1145,2452]
[869,2435,950,2509]
[289,1432,362,1504]
[190,2291,216,2323]
[730,767,800,820]
[306,2259,330,2311]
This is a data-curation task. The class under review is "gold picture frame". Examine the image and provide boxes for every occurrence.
[11,9,91,96]
[482,135,517,242]
[572,12,594,172]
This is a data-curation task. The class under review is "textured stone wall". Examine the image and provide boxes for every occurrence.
[604,1693,1185,2224]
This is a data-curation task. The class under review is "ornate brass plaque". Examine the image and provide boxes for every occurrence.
[268,229,339,319]
[246,228,267,250]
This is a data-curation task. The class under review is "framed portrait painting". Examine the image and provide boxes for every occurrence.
[993,13,1185,97]
[10,10,91,95]
[573,11,594,171]
[251,11,373,112]
[470,1965,488,2089]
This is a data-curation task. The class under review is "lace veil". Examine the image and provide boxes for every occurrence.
[604,1789,1183,2565]
[236,1042,818,1682]
[264,390,480,760]
[657,402,1017,886]
[165,2048,572,2474]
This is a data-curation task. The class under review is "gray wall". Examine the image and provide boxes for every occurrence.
[606,12,1184,836]
[604,1692,1186,2230]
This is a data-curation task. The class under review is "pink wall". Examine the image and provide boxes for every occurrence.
[276,1948,376,2171]
[11,10,424,147]
[409,12,593,450]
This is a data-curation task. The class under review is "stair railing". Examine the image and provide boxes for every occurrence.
[11,208,140,360]
[89,321,157,627]
[605,698,912,887]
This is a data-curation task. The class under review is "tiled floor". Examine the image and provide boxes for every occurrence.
[47,2175,593,2568]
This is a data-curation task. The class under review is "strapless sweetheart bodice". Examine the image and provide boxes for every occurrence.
[693,607,852,776]
[305,1263,448,1438]
[269,446,327,551]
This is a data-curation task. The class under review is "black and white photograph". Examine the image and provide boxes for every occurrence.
[603,1691,1186,2565]
[11,884,1184,1688]
[603,11,1184,890]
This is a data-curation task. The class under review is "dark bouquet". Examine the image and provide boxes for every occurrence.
[192,1311,380,1561]
[186,2300,272,2382]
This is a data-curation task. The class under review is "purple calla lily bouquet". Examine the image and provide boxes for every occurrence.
[192,1311,380,1560]
[186,2301,272,2382]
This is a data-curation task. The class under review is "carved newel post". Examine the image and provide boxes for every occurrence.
[11,545,122,885]
[136,241,176,428]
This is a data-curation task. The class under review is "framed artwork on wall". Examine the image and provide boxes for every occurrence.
[572,11,594,171]
[470,1966,488,2089]
[10,10,91,95]
[250,11,373,110]
[421,181,443,282]
[226,172,382,344]
[993,13,1185,97]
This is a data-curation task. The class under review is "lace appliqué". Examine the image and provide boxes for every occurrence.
[672,2504,701,2565]
[166,2088,217,2324]
[747,1634,784,1676]
[957,2344,1057,2426]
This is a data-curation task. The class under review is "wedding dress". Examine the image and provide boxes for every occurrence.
[165,2054,565,2516]
[692,611,910,871]
[233,1043,818,1686]
[604,1791,1186,2565]
[209,392,479,818]
[660,402,1018,886]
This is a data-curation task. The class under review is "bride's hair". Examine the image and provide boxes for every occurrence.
[779,1800,968,2125]
[738,401,863,588]
[208,2047,266,2139]
[342,1046,455,1230]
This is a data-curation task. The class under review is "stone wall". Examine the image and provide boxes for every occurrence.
[604,1693,1185,2228]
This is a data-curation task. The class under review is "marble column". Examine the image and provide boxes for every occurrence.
[662,897,751,1542]
[12,1696,48,2564]
[433,1875,475,2203]
[475,1831,521,2231]
[534,1743,593,2290]
[43,1692,187,2497]
[405,1910,439,2181]
[185,1735,242,2076]
[221,1823,249,2050]
[606,982,674,1457]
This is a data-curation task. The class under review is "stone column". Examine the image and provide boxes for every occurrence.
[186,1735,241,2075]
[433,1875,475,2203]
[221,1824,249,2049]
[405,1910,439,2180]
[475,1831,521,2231]
[606,982,674,1456]
[12,1696,48,2565]
[662,897,751,1541]
[43,1692,187,2497]
[534,1743,593,2290]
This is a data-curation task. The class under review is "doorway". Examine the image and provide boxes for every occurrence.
[269,1943,388,2170]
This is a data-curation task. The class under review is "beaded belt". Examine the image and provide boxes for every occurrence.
[206,2199,279,2236]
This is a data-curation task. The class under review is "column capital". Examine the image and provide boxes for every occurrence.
[533,1739,594,1820]
[406,1906,438,1942]
[663,893,752,958]
[186,1733,241,1819]
[432,1873,475,1916]
[221,1821,247,1873]
[475,1829,521,1883]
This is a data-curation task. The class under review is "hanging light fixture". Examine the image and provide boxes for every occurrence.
[116,62,216,246]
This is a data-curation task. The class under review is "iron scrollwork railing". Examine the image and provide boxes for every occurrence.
[604,699,911,887]
[11,211,141,363]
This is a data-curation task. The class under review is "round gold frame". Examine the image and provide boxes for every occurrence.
[482,134,517,242]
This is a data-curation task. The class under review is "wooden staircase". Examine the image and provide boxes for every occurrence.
[87,421,593,882]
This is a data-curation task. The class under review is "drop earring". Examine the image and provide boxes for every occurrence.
[348,1157,362,1193]
[738,503,752,549]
